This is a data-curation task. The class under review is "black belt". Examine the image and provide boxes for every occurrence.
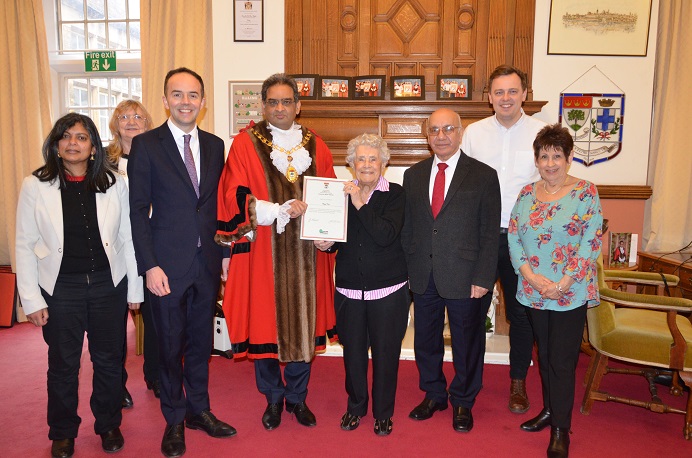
[499,228,508,234]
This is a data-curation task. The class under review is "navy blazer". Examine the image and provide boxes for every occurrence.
[401,151,501,299]
[128,122,225,279]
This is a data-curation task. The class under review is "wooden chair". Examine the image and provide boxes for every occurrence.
[581,255,692,439]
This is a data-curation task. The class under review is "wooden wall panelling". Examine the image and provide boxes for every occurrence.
[514,0,536,99]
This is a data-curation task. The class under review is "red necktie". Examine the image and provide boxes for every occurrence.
[431,163,448,218]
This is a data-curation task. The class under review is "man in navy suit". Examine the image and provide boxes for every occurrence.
[401,108,501,433]
[128,67,235,457]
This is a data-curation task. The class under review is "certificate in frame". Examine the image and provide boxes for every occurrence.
[300,177,349,242]
[229,80,263,137]
[234,0,264,42]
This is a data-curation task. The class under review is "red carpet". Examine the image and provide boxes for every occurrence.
[0,320,689,457]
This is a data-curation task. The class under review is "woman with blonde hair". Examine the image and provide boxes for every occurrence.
[106,100,159,408]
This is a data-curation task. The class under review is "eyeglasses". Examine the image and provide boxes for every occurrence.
[117,114,147,123]
[265,98,296,107]
[427,125,461,136]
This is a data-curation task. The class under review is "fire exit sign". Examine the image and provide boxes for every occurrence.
[84,51,117,72]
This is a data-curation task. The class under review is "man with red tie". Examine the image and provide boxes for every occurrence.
[401,108,501,433]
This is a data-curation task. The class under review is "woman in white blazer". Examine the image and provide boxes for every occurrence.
[106,100,159,407]
[15,113,143,458]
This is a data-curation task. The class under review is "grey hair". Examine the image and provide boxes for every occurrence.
[345,133,390,167]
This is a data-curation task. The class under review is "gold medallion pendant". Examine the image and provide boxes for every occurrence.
[286,165,298,183]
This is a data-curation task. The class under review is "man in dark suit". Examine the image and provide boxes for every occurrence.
[128,67,235,458]
[401,108,501,433]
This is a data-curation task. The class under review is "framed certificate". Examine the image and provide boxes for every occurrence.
[300,177,349,242]
[234,0,264,42]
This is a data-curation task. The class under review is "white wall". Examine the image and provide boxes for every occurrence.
[211,0,658,186]
[532,0,658,185]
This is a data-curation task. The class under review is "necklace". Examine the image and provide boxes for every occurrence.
[251,128,312,183]
[543,179,566,195]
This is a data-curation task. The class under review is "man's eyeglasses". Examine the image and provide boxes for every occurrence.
[265,98,296,107]
[427,125,461,136]
[117,114,147,123]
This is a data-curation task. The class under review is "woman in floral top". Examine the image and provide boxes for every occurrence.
[508,124,602,458]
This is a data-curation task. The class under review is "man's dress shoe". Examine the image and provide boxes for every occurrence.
[100,427,124,453]
[161,423,185,458]
[408,398,448,420]
[286,401,317,427]
[509,378,530,413]
[51,438,74,458]
[521,408,552,432]
[452,406,474,432]
[121,387,133,409]
[262,403,283,430]
[145,379,161,398]
[185,410,237,438]
[547,427,570,458]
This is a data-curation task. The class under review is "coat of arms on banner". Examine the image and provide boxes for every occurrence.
[559,93,624,166]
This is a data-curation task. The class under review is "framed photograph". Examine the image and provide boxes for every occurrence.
[229,80,263,137]
[317,76,351,100]
[353,75,385,100]
[390,75,425,99]
[609,232,632,266]
[234,0,264,42]
[289,74,319,100]
[547,0,652,56]
[436,75,471,100]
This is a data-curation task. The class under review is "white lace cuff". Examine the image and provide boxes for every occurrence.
[255,200,280,226]
[276,199,294,234]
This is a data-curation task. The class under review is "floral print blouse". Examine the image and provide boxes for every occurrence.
[508,180,603,311]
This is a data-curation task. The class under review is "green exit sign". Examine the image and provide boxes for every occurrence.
[84,51,117,72]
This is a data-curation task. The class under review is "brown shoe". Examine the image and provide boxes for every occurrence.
[509,379,530,413]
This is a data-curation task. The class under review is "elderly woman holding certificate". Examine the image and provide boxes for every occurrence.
[314,134,408,436]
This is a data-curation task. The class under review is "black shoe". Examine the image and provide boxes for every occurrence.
[547,427,570,458]
[186,410,237,438]
[408,398,448,420]
[374,418,393,436]
[121,387,133,409]
[100,427,124,453]
[286,401,317,427]
[521,408,552,432]
[340,412,361,431]
[51,438,74,458]
[145,379,161,398]
[452,406,474,433]
[262,403,283,430]
[161,423,185,458]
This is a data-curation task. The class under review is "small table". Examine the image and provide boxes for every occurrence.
[637,251,692,299]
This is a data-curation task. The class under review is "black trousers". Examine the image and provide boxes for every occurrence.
[121,284,160,391]
[334,287,409,420]
[527,305,587,429]
[413,273,484,409]
[480,233,533,380]
[41,270,127,440]
[149,249,216,425]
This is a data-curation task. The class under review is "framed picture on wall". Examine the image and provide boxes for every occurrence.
[234,0,264,42]
[289,74,319,100]
[609,232,632,266]
[390,75,424,99]
[547,0,652,56]
[436,75,471,100]
[229,80,263,137]
[353,75,385,100]
[317,76,351,99]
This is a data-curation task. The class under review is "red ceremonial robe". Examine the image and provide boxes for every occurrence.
[216,121,337,362]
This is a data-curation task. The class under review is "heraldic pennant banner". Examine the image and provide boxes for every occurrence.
[559,93,625,166]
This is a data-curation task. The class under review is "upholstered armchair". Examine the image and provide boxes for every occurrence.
[581,255,692,440]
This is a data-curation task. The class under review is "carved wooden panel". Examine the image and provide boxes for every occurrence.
[286,0,537,99]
